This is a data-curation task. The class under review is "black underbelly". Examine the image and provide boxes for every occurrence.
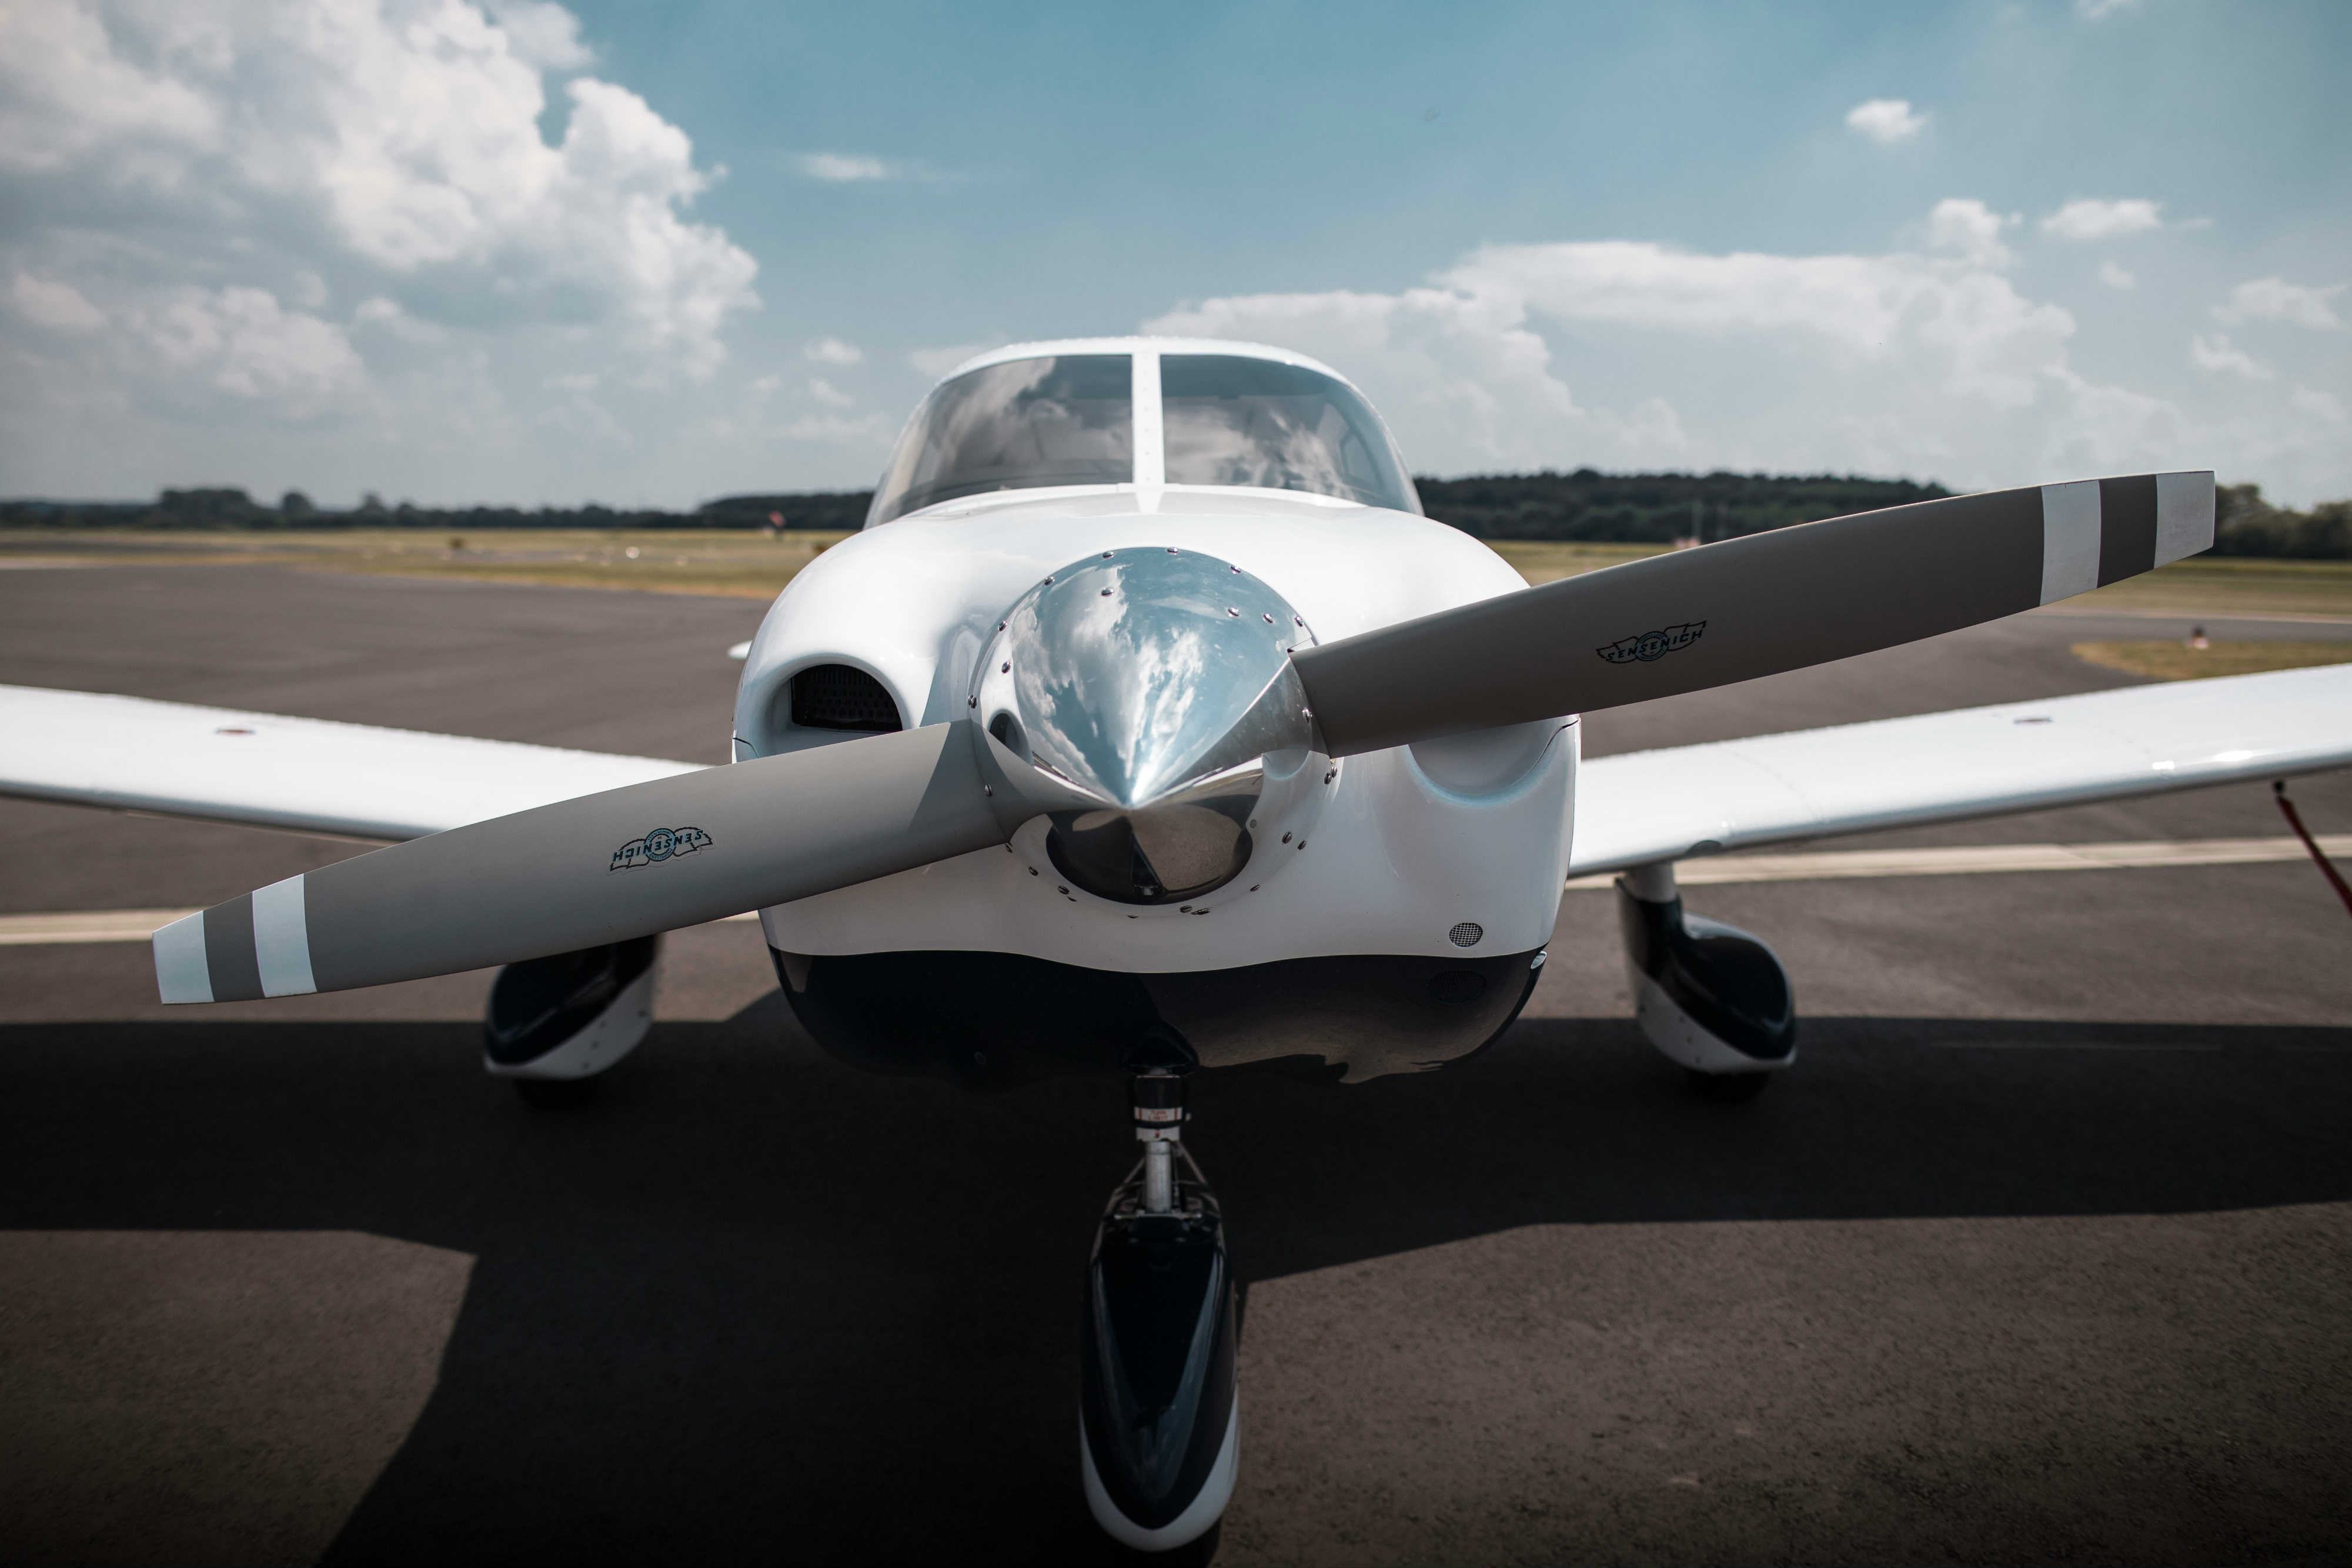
[771,945,1545,1089]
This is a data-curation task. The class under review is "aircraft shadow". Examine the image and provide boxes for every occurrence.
[2,1004,2346,1563]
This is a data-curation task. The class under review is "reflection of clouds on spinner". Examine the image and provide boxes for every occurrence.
[973,547,1334,915]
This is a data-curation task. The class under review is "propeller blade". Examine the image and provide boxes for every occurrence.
[153,723,1014,1002]
[1294,472,2214,757]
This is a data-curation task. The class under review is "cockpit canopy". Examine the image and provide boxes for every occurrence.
[867,341,1420,525]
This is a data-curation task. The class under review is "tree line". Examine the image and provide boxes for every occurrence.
[0,487,876,534]
[2208,484,2352,560]
[3,474,2344,559]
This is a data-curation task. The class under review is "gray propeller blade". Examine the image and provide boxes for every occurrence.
[1293,472,2215,757]
[154,723,1021,1002]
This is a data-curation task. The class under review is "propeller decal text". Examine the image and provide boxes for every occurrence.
[610,825,714,871]
[1596,621,1706,665]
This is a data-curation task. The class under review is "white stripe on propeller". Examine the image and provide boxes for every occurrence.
[251,875,315,997]
[2037,480,2102,604]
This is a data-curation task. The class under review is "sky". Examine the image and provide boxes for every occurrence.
[1,0,2347,509]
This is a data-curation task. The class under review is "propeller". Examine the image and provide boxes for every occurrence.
[1292,472,2215,756]
[153,723,1037,1003]
[154,470,2212,1002]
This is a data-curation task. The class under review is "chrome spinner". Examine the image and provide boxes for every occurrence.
[972,547,1334,914]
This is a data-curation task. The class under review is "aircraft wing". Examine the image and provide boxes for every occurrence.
[13,667,2349,882]
[1568,663,2352,877]
[0,684,704,842]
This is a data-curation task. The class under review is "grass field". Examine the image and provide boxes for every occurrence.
[2058,555,2352,620]
[2072,639,2352,682]
[1480,539,1669,584]
[0,528,851,599]
[5,527,2350,616]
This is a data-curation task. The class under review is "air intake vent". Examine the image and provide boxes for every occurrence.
[791,664,902,732]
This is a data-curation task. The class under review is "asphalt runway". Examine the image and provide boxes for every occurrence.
[3,563,2350,1566]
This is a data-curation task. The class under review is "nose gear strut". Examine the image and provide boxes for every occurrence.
[1078,1049,1240,1553]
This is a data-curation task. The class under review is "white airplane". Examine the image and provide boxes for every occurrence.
[9,336,2352,1553]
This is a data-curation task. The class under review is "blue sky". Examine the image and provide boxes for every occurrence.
[2,0,2346,506]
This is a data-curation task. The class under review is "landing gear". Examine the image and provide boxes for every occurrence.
[483,935,659,1105]
[1080,1051,1239,1554]
[1617,863,1793,1095]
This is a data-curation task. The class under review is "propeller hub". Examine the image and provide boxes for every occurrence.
[974,547,1331,910]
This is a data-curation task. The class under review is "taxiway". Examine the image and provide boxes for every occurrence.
[2,563,2348,1564]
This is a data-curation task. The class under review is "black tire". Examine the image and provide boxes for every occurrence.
[1681,1066,1772,1103]
[512,1075,600,1109]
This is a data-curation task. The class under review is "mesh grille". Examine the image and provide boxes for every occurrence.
[791,664,902,732]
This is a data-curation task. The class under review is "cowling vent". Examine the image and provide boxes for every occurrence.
[791,664,903,732]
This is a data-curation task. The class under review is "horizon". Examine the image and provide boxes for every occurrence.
[8,463,1965,512]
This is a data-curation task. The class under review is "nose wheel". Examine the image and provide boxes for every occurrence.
[1079,1061,1239,1554]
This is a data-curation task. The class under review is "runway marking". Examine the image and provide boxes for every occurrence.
[1,909,198,944]
[0,908,763,947]
[1565,834,2352,890]
[4,835,2346,945]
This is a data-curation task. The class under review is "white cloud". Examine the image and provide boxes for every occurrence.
[804,336,863,365]
[1845,99,1926,145]
[781,412,891,442]
[135,286,365,404]
[0,1,223,178]
[0,0,781,504]
[485,1,594,69]
[2040,198,2164,242]
[2213,276,2344,330]
[0,0,757,437]
[2290,387,2346,424]
[1923,199,2016,269]
[2097,260,2137,291]
[351,296,446,345]
[794,152,901,183]
[2189,333,2273,381]
[1143,206,2207,491]
[909,341,1000,379]
[807,376,854,408]
[2077,0,2143,18]
[9,272,105,331]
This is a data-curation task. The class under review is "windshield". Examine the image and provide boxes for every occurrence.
[1161,354,1416,513]
[869,355,1132,524]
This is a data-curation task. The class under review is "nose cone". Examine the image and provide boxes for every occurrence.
[974,548,1327,907]
[991,548,1311,807]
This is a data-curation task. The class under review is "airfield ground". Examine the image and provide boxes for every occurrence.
[6,523,2352,619]
[1,557,2349,1565]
